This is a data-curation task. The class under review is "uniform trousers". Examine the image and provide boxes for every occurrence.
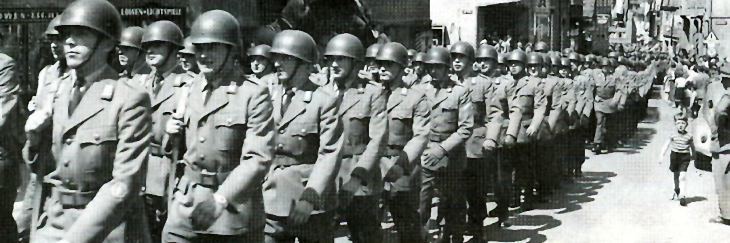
[465,158,488,231]
[265,212,335,243]
[419,167,466,238]
[510,143,538,203]
[594,111,614,145]
[0,188,17,243]
[485,148,512,222]
[713,152,730,220]
[386,166,422,243]
[342,195,381,243]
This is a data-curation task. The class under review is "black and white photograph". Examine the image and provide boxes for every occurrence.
[2,0,730,242]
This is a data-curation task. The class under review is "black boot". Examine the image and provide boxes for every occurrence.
[592,143,602,155]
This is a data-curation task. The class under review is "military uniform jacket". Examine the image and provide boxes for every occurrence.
[505,75,547,144]
[48,65,152,243]
[172,68,274,234]
[543,75,567,136]
[263,80,343,217]
[464,75,489,158]
[336,81,387,195]
[0,53,22,190]
[422,80,473,172]
[593,71,620,113]
[379,83,430,182]
[139,66,194,197]
[484,75,512,147]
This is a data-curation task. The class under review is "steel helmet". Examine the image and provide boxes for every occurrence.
[366,44,383,59]
[497,53,506,64]
[586,54,595,63]
[413,52,425,63]
[45,14,62,36]
[119,26,145,50]
[534,41,549,53]
[562,48,572,57]
[190,10,241,47]
[550,54,561,66]
[527,52,543,65]
[450,41,475,60]
[408,49,417,58]
[270,30,318,63]
[618,56,628,65]
[560,57,571,67]
[56,0,123,41]
[142,20,184,47]
[179,37,196,55]
[247,44,271,59]
[424,46,452,66]
[568,52,581,62]
[608,52,619,59]
[476,45,498,60]
[375,42,409,67]
[507,49,527,63]
[542,54,551,66]
[324,33,364,61]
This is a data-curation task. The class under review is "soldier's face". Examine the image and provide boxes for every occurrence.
[452,53,471,72]
[413,61,425,76]
[541,65,549,76]
[508,61,524,76]
[117,46,139,67]
[195,43,230,74]
[527,64,540,77]
[273,54,300,81]
[61,27,104,69]
[377,60,403,82]
[570,61,580,72]
[602,65,614,74]
[179,53,197,72]
[366,58,378,73]
[145,42,175,68]
[559,67,570,78]
[426,64,449,80]
[251,56,271,74]
[478,58,496,74]
[326,56,354,81]
[48,35,64,60]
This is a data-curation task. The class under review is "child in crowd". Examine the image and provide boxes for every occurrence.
[659,113,694,206]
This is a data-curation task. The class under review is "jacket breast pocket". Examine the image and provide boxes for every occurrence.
[286,122,319,156]
[214,112,247,150]
[76,125,118,173]
[389,108,413,136]
[346,104,371,143]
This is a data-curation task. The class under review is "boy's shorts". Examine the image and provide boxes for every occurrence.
[670,151,691,172]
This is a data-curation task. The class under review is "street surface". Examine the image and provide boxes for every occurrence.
[335,89,730,243]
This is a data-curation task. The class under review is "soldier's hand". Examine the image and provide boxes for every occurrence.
[482,139,497,151]
[26,131,39,148]
[28,96,37,112]
[504,135,516,147]
[339,177,362,206]
[289,200,314,225]
[190,197,224,230]
[358,69,373,81]
[166,118,184,135]
[423,145,446,167]
[526,126,538,137]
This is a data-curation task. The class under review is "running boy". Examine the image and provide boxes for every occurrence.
[659,113,694,206]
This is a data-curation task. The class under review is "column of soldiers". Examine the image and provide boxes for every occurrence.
[4,1,672,243]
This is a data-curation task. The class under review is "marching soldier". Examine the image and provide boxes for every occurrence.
[263,30,343,242]
[708,63,730,226]
[573,53,595,151]
[476,44,513,229]
[539,53,566,194]
[451,41,488,238]
[592,57,620,154]
[137,20,190,243]
[534,41,548,54]
[162,10,274,242]
[358,43,383,83]
[325,33,387,243]
[0,21,23,243]
[20,15,68,240]
[118,26,152,79]
[497,53,507,77]
[178,37,200,75]
[419,46,473,243]
[522,52,550,201]
[247,44,277,90]
[503,50,547,210]
[558,57,582,177]
[408,52,428,87]
[376,42,430,243]
[28,0,153,242]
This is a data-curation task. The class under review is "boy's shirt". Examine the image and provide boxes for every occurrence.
[671,130,693,153]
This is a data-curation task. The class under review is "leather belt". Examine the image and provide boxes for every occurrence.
[52,187,98,208]
[273,154,316,167]
[184,165,231,188]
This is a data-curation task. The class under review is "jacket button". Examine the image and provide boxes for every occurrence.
[200,154,205,160]
[94,134,100,141]
[279,129,285,134]
[278,144,284,149]
[200,137,205,143]
[301,129,306,133]
[63,160,69,167]
[65,138,73,145]
[227,118,233,124]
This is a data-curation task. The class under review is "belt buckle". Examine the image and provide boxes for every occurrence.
[199,169,218,187]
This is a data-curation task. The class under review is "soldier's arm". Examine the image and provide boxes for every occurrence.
[216,85,274,204]
[304,92,344,201]
[0,58,18,129]
[506,89,523,139]
[529,82,547,130]
[440,88,473,152]
[351,87,387,181]
[402,94,430,169]
[547,84,564,129]
[64,87,151,243]
[485,85,505,143]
